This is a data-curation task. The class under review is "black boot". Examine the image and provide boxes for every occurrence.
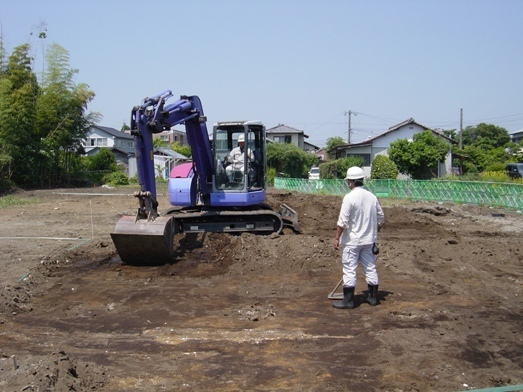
[333,286,355,309]
[367,284,379,306]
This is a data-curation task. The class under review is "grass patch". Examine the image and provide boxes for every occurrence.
[0,195,41,209]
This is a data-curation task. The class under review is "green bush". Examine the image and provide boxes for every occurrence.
[463,161,479,174]
[267,167,276,187]
[103,171,129,186]
[486,162,506,172]
[88,148,117,171]
[440,170,523,184]
[0,178,14,195]
[84,170,110,186]
[320,157,364,179]
[371,155,398,179]
[479,170,511,182]
[266,143,317,178]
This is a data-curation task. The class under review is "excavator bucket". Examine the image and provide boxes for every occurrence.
[280,203,301,233]
[110,215,175,265]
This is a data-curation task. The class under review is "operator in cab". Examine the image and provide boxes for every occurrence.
[224,134,254,182]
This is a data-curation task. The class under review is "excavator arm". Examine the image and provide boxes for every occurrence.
[130,91,212,219]
[111,92,213,265]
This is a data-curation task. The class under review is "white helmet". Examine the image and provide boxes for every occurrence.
[345,166,364,180]
[237,134,245,142]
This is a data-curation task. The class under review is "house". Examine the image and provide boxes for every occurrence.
[329,118,457,178]
[314,148,327,162]
[510,129,523,144]
[266,124,319,152]
[152,129,188,146]
[128,147,190,179]
[84,125,192,179]
[83,125,136,173]
[83,125,135,154]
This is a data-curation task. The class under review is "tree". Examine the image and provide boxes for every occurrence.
[88,148,116,171]
[0,37,96,187]
[153,137,167,149]
[0,32,7,73]
[267,142,317,178]
[371,155,398,179]
[440,129,458,140]
[0,44,39,185]
[462,123,510,149]
[35,43,96,185]
[453,123,513,174]
[388,131,450,179]
[170,141,191,158]
[325,136,346,159]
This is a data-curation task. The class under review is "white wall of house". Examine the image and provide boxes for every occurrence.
[83,129,115,152]
[267,133,305,149]
[373,124,426,148]
[83,128,134,153]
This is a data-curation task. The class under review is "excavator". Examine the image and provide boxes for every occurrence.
[110,91,300,265]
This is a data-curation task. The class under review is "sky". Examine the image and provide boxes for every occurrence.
[1,0,522,147]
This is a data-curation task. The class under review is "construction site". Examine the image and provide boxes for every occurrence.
[0,187,522,391]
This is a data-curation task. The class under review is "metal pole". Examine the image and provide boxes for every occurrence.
[348,110,352,144]
[459,108,463,150]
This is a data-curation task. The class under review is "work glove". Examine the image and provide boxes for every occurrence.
[372,243,379,255]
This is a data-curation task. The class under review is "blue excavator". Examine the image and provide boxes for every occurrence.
[110,91,299,265]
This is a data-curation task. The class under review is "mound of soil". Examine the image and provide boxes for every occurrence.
[0,187,521,391]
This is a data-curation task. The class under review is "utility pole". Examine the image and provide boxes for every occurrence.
[344,110,356,144]
[459,108,463,150]
[459,108,464,175]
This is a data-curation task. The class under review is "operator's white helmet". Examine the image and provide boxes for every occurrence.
[345,166,364,180]
[237,134,245,142]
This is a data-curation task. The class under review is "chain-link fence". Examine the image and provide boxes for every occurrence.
[274,178,523,210]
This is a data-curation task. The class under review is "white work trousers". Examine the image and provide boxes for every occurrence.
[341,243,378,287]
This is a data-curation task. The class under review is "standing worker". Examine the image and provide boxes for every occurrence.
[332,166,385,309]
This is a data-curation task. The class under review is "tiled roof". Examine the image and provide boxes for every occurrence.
[387,117,429,132]
[266,124,309,138]
[92,125,134,139]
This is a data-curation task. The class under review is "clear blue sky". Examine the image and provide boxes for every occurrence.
[1,0,522,147]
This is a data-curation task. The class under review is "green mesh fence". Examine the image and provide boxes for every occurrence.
[274,178,523,210]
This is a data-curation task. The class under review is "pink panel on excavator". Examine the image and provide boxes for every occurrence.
[169,162,193,178]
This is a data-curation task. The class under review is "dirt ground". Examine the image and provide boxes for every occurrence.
[0,186,522,392]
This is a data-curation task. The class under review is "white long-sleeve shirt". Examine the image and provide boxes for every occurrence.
[337,187,385,246]
[227,146,254,172]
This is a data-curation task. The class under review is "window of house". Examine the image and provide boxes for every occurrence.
[273,135,292,143]
[89,137,107,147]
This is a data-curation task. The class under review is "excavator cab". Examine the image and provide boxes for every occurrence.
[213,121,266,192]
